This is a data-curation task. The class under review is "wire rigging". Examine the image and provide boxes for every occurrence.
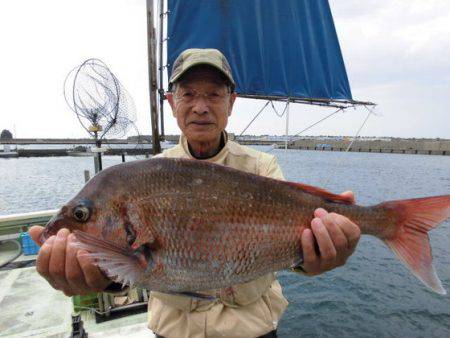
[292,107,345,138]
[270,100,289,118]
[239,101,271,136]
[345,105,375,152]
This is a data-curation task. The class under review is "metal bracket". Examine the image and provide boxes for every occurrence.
[160,10,171,17]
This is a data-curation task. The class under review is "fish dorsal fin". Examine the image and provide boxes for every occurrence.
[285,181,354,205]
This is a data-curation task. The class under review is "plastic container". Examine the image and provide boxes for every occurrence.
[20,232,40,255]
[72,293,99,312]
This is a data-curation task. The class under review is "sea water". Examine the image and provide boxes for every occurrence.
[0,148,449,337]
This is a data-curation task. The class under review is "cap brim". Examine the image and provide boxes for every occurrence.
[169,61,235,87]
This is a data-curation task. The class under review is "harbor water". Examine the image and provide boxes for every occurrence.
[1,147,449,337]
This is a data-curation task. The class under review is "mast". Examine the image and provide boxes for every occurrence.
[158,0,165,140]
[146,0,161,155]
[284,99,290,151]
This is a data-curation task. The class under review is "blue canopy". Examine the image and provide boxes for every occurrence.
[167,0,353,103]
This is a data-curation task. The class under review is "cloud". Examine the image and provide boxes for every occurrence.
[0,0,448,138]
[331,0,450,86]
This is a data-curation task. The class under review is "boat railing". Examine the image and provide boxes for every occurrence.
[0,209,57,240]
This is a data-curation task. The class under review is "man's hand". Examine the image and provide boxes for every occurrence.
[299,191,361,275]
[29,226,111,296]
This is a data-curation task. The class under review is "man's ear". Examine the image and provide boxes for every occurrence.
[228,92,237,116]
[166,92,177,116]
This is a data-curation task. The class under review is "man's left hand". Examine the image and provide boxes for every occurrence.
[299,191,361,275]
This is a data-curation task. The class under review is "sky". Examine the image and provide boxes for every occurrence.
[0,0,449,139]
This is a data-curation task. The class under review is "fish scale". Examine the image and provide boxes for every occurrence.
[43,157,450,295]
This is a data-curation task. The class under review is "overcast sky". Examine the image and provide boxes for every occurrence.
[0,0,449,139]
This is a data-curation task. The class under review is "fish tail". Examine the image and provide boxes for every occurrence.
[379,195,450,294]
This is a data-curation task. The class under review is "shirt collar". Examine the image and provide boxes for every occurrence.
[179,131,229,162]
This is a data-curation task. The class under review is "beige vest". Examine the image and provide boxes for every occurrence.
[148,134,289,338]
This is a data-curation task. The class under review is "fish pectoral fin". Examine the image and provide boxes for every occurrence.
[168,291,217,301]
[290,257,304,270]
[73,230,145,287]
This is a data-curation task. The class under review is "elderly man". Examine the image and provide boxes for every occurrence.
[30,48,360,338]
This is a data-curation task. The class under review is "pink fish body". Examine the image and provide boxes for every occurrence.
[43,158,450,295]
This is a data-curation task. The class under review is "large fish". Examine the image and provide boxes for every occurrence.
[42,158,450,295]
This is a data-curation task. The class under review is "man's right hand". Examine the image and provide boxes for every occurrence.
[29,226,111,296]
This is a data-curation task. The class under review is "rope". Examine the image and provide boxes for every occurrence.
[319,105,375,189]
[238,100,270,136]
[267,105,375,157]
[0,240,22,268]
[270,100,289,117]
[345,105,374,152]
[292,107,345,139]
[239,99,292,137]
[264,106,346,153]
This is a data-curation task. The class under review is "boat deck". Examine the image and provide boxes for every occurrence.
[0,253,153,337]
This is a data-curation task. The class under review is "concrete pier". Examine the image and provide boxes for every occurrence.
[1,137,449,156]
[287,139,450,155]
[10,148,152,158]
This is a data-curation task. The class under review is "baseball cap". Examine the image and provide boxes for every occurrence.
[169,48,235,90]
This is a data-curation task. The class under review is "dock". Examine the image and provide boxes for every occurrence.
[2,137,449,156]
[285,138,450,155]
[14,148,152,158]
[0,138,157,158]
[0,138,152,145]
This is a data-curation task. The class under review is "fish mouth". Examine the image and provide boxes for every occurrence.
[39,214,67,244]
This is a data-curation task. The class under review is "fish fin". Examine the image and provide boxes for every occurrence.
[290,257,304,270]
[125,203,156,251]
[286,181,354,205]
[73,230,145,287]
[381,195,450,295]
[168,291,217,301]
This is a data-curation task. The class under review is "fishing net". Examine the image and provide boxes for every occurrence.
[64,58,137,141]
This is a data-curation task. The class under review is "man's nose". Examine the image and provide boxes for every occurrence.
[191,95,210,114]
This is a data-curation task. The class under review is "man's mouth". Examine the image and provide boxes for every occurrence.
[189,121,213,125]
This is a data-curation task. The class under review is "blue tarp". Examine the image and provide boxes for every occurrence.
[167,0,353,102]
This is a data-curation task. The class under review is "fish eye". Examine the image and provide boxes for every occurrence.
[73,205,90,222]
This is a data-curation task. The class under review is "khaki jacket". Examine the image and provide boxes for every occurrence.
[148,133,289,338]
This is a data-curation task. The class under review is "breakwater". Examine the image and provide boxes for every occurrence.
[9,148,151,158]
[0,138,151,145]
[2,137,449,156]
[286,138,450,155]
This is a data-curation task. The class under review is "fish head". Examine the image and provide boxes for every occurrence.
[42,198,98,243]
[40,164,159,289]
[41,166,149,249]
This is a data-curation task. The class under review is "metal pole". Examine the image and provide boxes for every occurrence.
[84,170,90,183]
[158,0,165,140]
[146,0,162,155]
[285,100,290,152]
[94,131,102,173]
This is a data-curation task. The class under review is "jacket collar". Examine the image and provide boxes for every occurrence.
[179,131,229,162]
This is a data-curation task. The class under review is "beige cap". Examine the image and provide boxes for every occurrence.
[169,48,235,90]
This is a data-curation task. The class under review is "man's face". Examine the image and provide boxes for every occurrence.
[167,67,236,145]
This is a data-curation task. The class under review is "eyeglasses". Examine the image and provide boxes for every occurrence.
[175,89,230,104]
